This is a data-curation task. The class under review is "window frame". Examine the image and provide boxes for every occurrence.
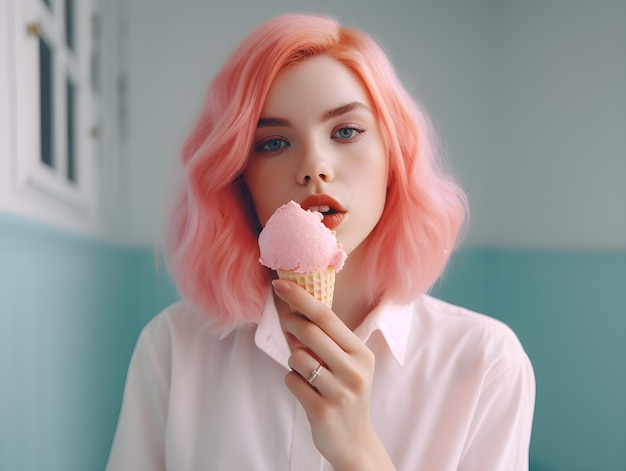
[11,0,98,213]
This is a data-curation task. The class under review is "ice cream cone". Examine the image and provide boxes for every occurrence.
[276,266,336,308]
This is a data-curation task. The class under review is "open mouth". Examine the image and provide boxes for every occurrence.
[307,205,337,216]
[300,195,346,230]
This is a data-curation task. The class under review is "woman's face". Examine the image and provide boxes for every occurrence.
[245,55,388,256]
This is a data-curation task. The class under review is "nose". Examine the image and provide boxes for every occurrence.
[295,144,334,185]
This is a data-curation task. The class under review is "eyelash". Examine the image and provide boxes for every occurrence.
[254,124,367,156]
[332,124,367,141]
[255,137,289,155]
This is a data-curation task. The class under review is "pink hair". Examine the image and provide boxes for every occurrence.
[164,13,468,330]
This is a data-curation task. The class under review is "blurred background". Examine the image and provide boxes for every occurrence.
[1,0,625,469]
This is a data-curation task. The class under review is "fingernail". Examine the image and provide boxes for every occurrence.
[272,279,290,293]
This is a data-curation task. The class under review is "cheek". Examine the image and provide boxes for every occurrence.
[245,164,286,226]
[371,161,388,193]
[244,169,267,219]
[360,146,388,196]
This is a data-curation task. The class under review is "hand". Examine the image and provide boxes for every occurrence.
[272,279,396,471]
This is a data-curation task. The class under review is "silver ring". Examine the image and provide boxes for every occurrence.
[307,364,324,385]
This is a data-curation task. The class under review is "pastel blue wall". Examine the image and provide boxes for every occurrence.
[0,214,177,471]
[2,214,625,470]
[434,249,626,470]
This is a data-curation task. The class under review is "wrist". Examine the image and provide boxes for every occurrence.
[329,426,396,471]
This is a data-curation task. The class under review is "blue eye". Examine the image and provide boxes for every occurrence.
[336,128,356,138]
[257,138,289,153]
[332,125,366,141]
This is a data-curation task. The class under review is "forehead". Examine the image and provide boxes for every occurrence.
[261,55,372,117]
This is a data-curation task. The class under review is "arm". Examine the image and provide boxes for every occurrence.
[460,348,536,471]
[105,317,171,471]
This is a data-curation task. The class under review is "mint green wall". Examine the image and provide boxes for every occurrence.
[434,249,626,470]
[1,215,624,470]
[0,214,177,471]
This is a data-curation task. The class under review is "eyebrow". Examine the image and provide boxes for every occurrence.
[256,101,371,128]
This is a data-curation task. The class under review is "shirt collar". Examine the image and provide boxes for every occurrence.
[352,298,414,366]
[254,291,414,369]
[254,290,291,369]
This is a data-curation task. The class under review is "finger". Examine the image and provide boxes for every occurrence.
[287,348,331,392]
[282,310,349,372]
[272,279,362,353]
[285,368,326,412]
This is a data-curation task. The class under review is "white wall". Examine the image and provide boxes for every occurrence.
[123,0,493,246]
[488,1,626,250]
[0,0,11,190]
[123,0,626,250]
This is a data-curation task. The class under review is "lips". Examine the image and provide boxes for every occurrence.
[300,194,346,230]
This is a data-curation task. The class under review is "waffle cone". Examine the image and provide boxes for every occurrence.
[276,266,336,308]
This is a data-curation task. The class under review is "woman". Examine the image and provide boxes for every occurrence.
[107,13,534,471]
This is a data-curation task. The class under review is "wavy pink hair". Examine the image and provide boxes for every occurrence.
[164,13,468,330]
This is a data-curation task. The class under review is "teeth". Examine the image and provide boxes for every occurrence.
[309,205,331,214]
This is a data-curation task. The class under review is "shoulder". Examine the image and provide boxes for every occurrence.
[410,295,532,380]
[417,295,524,349]
[137,300,222,352]
[137,300,257,362]
[143,300,211,331]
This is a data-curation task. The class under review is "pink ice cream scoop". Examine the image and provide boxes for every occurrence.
[259,200,347,274]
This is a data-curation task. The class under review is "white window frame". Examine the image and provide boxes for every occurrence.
[11,0,98,214]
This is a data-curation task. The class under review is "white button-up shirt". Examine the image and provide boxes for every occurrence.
[106,294,535,470]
